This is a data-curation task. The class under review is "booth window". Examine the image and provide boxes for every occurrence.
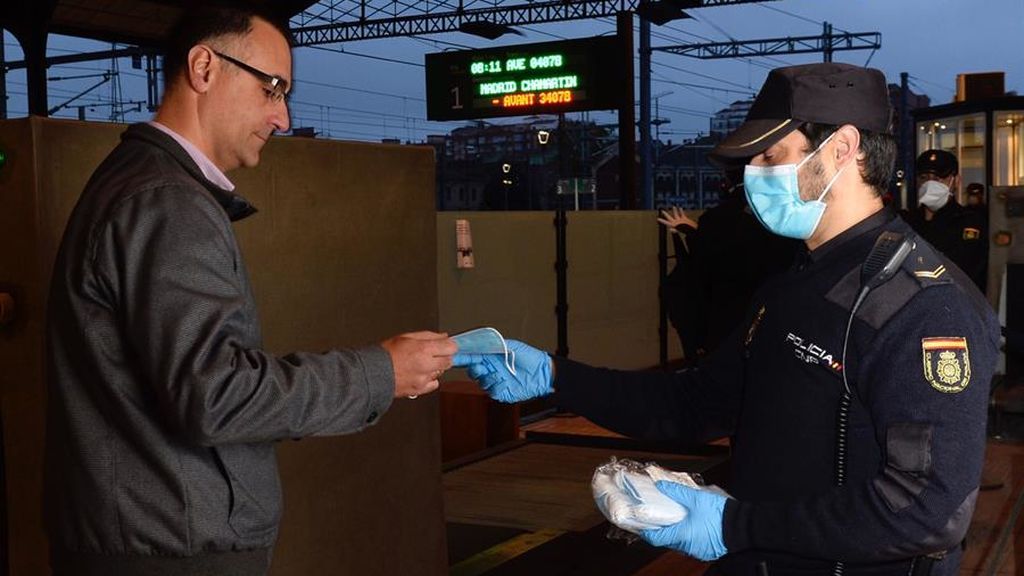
[917,113,986,199]
[995,111,1024,186]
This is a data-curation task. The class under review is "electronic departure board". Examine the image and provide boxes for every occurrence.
[425,36,626,121]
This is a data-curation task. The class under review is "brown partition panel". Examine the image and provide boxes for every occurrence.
[0,118,124,576]
[237,138,445,576]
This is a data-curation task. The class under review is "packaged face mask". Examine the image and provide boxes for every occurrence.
[591,457,720,536]
[452,327,516,375]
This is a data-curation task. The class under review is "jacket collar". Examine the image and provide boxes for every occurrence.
[121,123,258,222]
[805,206,896,264]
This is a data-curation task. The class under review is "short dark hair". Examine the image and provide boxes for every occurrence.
[163,6,292,86]
[798,122,896,197]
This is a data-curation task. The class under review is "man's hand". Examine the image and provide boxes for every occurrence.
[452,339,553,403]
[640,481,728,561]
[381,331,457,398]
[657,206,698,233]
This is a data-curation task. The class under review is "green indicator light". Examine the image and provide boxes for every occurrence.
[0,150,6,169]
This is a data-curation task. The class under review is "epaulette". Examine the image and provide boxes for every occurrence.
[901,239,957,289]
[825,237,956,331]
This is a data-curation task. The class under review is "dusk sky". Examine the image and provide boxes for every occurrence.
[3,0,1022,142]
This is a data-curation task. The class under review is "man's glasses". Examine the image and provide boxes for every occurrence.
[213,50,290,104]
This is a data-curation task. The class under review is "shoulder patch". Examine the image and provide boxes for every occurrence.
[921,337,971,393]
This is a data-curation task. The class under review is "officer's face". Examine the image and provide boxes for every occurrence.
[752,130,829,202]
[751,129,810,168]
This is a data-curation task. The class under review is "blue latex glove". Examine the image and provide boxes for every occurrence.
[452,339,553,403]
[640,481,728,561]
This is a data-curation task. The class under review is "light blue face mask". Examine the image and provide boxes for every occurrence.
[744,132,847,240]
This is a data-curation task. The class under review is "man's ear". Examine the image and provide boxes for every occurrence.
[186,45,216,94]
[832,124,861,169]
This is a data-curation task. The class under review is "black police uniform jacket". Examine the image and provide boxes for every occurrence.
[45,124,395,575]
[553,209,999,575]
[905,200,987,292]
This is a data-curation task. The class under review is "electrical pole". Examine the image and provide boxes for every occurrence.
[639,14,652,210]
[0,32,6,120]
[618,11,636,209]
[823,21,833,62]
[900,71,911,209]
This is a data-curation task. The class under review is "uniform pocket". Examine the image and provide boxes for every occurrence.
[214,444,282,542]
[872,422,933,512]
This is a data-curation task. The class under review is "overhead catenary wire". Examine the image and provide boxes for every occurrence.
[4,1,836,140]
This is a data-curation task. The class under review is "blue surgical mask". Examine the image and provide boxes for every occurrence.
[744,132,846,240]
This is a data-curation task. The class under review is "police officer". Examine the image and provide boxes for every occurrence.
[455,63,998,576]
[906,150,988,291]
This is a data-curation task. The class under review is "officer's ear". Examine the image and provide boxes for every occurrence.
[832,124,861,170]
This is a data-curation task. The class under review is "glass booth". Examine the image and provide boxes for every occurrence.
[913,96,1024,205]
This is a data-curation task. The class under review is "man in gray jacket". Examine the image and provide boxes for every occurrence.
[44,7,455,575]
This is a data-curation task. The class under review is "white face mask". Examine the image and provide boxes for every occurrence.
[918,180,951,211]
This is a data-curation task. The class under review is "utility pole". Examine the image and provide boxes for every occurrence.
[639,15,652,210]
[823,21,833,62]
[617,11,636,210]
[0,32,6,120]
[146,54,160,112]
[900,71,911,208]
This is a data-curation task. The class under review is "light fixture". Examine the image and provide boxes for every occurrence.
[502,163,511,173]
[537,130,550,144]
[459,20,522,40]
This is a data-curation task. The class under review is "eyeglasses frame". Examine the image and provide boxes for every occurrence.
[212,49,290,103]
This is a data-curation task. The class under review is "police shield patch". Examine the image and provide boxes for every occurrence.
[922,337,971,393]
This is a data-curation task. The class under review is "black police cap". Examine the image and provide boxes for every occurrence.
[712,63,892,160]
[916,149,959,178]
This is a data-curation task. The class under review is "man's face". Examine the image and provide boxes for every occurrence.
[750,129,830,202]
[206,18,292,171]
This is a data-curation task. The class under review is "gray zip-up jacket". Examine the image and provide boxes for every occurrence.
[45,123,394,575]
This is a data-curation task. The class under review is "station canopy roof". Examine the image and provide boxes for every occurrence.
[2,0,319,47]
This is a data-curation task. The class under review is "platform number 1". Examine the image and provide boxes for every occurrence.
[450,86,463,110]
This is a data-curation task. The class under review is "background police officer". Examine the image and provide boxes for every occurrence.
[455,63,999,576]
[906,149,988,292]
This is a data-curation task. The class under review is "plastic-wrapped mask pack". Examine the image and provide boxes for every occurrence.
[591,458,702,535]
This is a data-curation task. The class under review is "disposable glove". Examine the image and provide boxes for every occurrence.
[452,339,553,403]
[640,481,727,561]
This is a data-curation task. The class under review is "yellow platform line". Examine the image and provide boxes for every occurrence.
[449,528,566,576]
